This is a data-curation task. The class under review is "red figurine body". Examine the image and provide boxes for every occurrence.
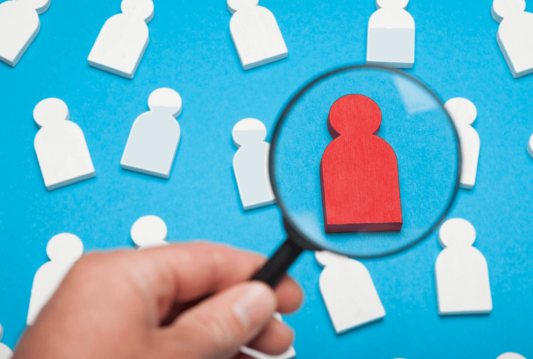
[320,94,403,233]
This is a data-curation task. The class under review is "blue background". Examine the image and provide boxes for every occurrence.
[0,0,532,357]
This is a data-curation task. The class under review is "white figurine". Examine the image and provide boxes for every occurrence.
[316,251,386,334]
[492,0,533,78]
[228,0,288,70]
[0,324,13,359]
[435,218,492,315]
[232,118,275,210]
[367,0,415,68]
[88,0,154,79]
[240,313,296,359]
[33,98,95,190]
[0,0,50,67]
[528,134,533,159]
[445,98,480,190]
[27,233,84,326]
[131,215,169,249]
[497,353,526,359]
[121,88,182,179]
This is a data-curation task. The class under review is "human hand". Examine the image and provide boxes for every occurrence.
[14,242,303,359]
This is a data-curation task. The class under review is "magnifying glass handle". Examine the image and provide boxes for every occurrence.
[252,238,304,288]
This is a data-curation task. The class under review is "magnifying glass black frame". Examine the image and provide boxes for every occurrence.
[252,64,461,288]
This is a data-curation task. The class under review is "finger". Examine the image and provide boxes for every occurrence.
[160,297,205,327]
[243,318,294,356]
[131,242,302,320]
[141,242,264,301]
[160,277,302,328]
[158,281,276,359]
[274,276,303,314]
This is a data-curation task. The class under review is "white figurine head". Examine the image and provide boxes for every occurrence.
[497,353,527,359]
[18,0,51,14]
[315,250,349,267]
[121,0,154,23]
[131,215,168,248]
[492,0,526,22]
[232,118,267,147]
[227,0,259,14]
[46,233,84,262]
[33,98,70,128]
[444,97,477,126]
[376,0,409,9]
[148,88,182,118]
[438,218,476,249]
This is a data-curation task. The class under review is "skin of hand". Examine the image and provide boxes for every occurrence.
[13,242,303,359]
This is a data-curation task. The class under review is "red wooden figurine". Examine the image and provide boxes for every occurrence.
[320,94,402,233]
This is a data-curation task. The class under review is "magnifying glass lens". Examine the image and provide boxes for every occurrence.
[271,66,460,258]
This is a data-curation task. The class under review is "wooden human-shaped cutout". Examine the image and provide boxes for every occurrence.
[232,118,275,210]
[528,134,533,158]
[0,324,13,359]
[435,218,492,315]
[228,0,288,70]
[320,95,402,233]
[34,98,96,190]
[497,353,526,359]
[0,0,50,67]
[445,98,480,190]
[240,313,296,359]
[88,0,154,79]
[367,0,415,68]
[121,88,182,179]
[316,251,385,334]
[131,215,169,249]
[27,233,84,325]
[492,0,533,78]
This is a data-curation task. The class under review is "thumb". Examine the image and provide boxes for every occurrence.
[159,281,277,359]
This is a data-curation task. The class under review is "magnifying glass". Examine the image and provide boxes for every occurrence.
[252,65,461,287]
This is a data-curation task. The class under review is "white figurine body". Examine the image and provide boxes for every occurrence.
[492,0,533,78]
[121,88,182,178]
[240,313,296,359]
[445,98,480,189]
[0,0,50,67]
[88,0,154,79]
[27,233,84,326]
[232,118,275,210]
[435,218,492,315]
[0,324,13,359]
[316,251,385,334]
[367,0,415,68]
[33,98,95,190]
[131,215,169,249]
[228,0,288,70]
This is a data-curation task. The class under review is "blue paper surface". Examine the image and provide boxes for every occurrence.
[1,0,532,357]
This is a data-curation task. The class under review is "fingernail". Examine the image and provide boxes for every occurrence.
[233,282,275,329]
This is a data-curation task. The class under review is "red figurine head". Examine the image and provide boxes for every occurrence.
[327,94,382,138]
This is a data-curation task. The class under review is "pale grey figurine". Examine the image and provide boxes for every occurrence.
[121,88,182,179]
[232,118,276,210]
